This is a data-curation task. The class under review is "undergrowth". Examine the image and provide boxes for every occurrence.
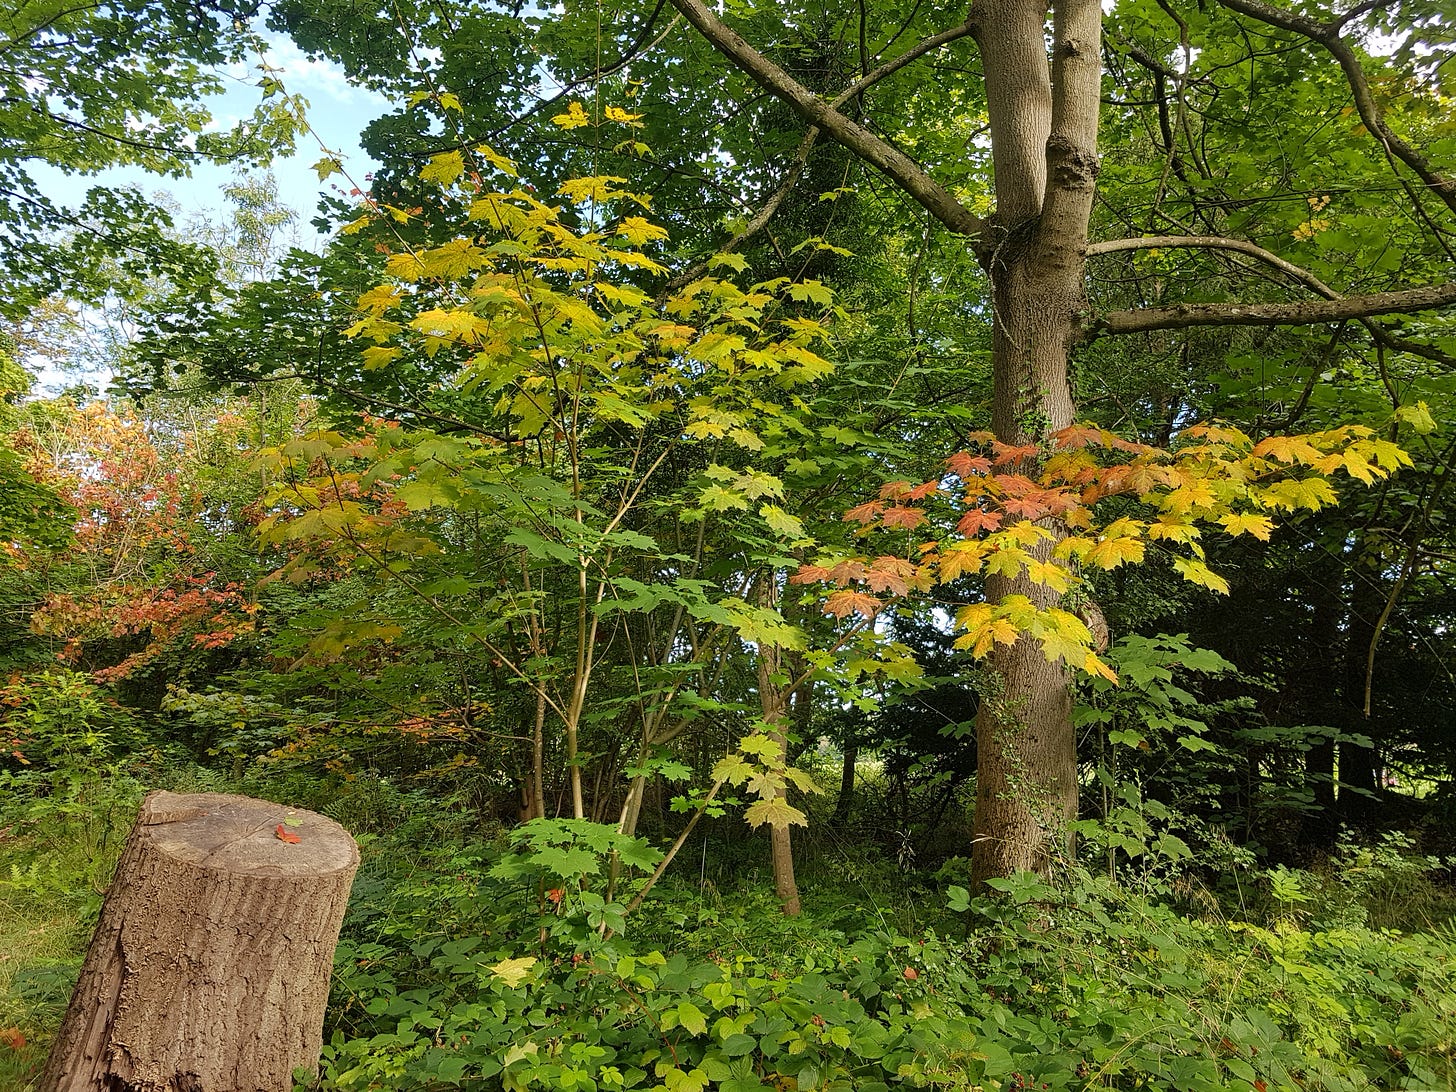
[2,769,1453,1092]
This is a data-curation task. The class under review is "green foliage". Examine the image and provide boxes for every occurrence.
[302,822,1456,1092]
[0,1,305,314]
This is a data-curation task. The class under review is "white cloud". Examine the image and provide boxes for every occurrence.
[259,37,363,107]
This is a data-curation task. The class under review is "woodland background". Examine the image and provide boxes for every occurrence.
[2,0,1456,1087]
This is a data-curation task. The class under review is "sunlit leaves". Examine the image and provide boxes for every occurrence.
[1172,557,1231,595]
[489,956,538,988]
[551,100,590,129]
[419,150,466,188]
[795,420,1409,682]
[1218,511,1275,540]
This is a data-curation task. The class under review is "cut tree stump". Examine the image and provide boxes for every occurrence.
[41,791,359,1092]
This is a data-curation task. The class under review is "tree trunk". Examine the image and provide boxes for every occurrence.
[1303,566,1342,847]
[42,791,359,1092]
[969,0,1102,886]
[832,730,858,825]
[755,580,802,915]
[1339,539,1383,827]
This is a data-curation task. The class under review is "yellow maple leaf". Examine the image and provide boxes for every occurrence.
[1251,434,1323,465]
[1218,512,1274,540]
[1173,557,1231,594]
[420,149,465,187]
[616,216,669,246]
[1023,558,1073,593]
[1086,536,1144,569]
[551,101,590,129]
[490,956,538,988]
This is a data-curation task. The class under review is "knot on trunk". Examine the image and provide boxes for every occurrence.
[1046,134,1100,191]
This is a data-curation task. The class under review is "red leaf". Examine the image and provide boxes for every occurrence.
[880,506,926,530]
[843,500,885,525]
[1052,424,1108,450]
[275,824,302,844]
[957,508,1003,535]
[946,451,991,479]
[823,590,883,619]
[0,1027,24,1051]
[991,442,1040,467]
[864,556,915,596]
[790,564,832,585]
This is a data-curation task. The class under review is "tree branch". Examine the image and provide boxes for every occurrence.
[662,128,821,293]
[1092,281,1456,335]
[665,0,987,240]
[834,19,980,104]
[1087,234,1340,297]
[1214,0,1456,217]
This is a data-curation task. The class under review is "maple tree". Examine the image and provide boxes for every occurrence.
[252,120,849,856]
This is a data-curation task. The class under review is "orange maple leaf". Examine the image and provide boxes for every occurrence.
[957,508,1003,535]
[275,824,302,845]
[843,500,885,525]
[823,590,883,619]
[880,506,926,530]
[946,451,991,478]
[789,564,832,585]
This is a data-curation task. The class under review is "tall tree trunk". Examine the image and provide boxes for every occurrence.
[1303,564,1342,847]
[1340,539,1384,826]
[968,0,1102,886]
[833,730,858,825]
[758,645,802,916]
[530,688,547,821]
[42,792,358,1092]
[756,581,802,916]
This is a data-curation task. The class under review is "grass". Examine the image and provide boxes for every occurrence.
[0,867,89,1088]
[0,785,137,1091]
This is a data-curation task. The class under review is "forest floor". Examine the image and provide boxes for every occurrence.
[2,772,1455,1091]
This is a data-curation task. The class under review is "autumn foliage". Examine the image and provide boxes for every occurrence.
[794,422,1411,680]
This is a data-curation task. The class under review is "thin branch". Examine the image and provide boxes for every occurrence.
[661,128,821,293]
[1092,280,1456,336]
[1087,234,1456,367]
[1087,234,1341,298]
[834,19,979,105]
[623,778,723,914]
[1214,0,1456,217]
[665,0,986,240]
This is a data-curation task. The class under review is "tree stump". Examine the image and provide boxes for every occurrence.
[41,791,359,1092]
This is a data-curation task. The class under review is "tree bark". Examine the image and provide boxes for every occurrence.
[968,0,1101,886]
[1095,281,1456,335]
[833,730,858,825]
[755,579,802,915]
[758,649,802,916]
[42,791,359,1092]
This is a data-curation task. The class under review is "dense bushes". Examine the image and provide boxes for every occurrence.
[296,813,1456,1091]
[3,716,1453,1090]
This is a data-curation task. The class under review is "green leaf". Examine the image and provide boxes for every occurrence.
[676,1001,709,1036]
[760,503,807,540]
